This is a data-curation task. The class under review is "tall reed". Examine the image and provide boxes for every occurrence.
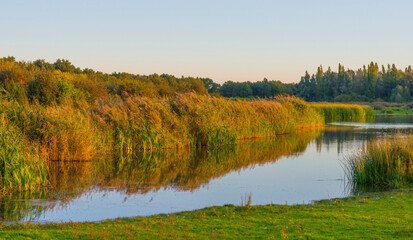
[0,117,47,192]
[90,94,325,156]
[345,134,413,190]
[0,101,99,161]
[311,103,374,121]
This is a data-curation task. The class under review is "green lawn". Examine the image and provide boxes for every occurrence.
[0,189,411,239]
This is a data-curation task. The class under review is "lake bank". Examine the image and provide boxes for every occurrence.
[1,188,411,239]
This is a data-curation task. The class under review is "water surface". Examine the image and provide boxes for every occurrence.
[1,116,411,223]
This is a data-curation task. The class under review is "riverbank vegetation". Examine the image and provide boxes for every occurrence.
[0,131,322,222]
[0,119,47,193]
[310,103,374,121]
[0,189,411,239]
[376,106,413,115]
[346,134,413,190]
[0,93,323,192]
[0,56,377,193]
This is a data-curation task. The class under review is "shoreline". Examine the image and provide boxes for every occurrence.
[1,188,411,239]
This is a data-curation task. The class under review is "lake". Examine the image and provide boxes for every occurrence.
[1,115,412,224]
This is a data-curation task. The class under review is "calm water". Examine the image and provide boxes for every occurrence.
[1,115,412,223]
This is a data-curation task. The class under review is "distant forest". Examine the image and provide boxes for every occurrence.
[0,56,209,105]
[1,57,412,103]
[218,62,413,103]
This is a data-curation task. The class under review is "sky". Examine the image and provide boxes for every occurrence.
[1,0,413,84]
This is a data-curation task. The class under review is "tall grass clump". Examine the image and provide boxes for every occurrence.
[346,134,413,190]
[0,117,47,192]
[170,94,324,147]
[311,103,374,122]
[0,101,100,161]
[90,96,191,154]
[88,94,324,159]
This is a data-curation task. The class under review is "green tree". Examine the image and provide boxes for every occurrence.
[365,62,379,100]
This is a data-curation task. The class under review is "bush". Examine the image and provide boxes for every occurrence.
[27,72,59,105]
[3,81,27,104]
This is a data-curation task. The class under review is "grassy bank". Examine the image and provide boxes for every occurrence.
[310,103,374,121]
[346,134,413,190]
[0,189,411,239]
[346,101,413,115]
[375,106,413,115]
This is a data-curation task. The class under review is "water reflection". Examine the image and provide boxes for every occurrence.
[0,116,411,223]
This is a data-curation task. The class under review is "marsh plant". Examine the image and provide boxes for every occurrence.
[311,103,374,121]
[0,117,47,192]
[345,134,413,190]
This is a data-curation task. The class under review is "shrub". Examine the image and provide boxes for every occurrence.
[3,81,27,105]
[27,72,59,105]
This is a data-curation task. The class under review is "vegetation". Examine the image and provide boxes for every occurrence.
[3,57,413,104]
[0,118,47,193]
[218,62,413,103]
[0,56,377,193]
[0,57,208,103]
[0,189,411,239]
[0,58,326,191]
[346,134,413,190]
[0,131,322,222]
[0,93,323,192]
[376,106,413,115]
[310,103,374,121]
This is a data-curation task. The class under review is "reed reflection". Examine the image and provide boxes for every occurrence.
[0,130,322,222]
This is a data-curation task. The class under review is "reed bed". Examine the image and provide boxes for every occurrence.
[0,94,325,191]
[345,134,413,190]
[0,101,100,161]
[91,94,324,155]
[310,103,374,121]
[4,94,385,193]
[0,117,47,192]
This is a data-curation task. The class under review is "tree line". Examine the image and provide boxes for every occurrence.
[1,57,412,104]
[216,62,413,103]
[0,57,208,106]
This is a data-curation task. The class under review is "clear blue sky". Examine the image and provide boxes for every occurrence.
[1,0,412,83]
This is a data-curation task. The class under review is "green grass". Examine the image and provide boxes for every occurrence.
[0,189,411,239]
[375,107,413,115]
[346,134,413,190]
[0,118,47,193]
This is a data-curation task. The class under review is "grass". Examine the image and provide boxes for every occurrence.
[345,134,413,191]
[91,94,325,152]
[375,106,413,115]
[310,103,374,121]
[0,189,411,239]
[0,117,47,193]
